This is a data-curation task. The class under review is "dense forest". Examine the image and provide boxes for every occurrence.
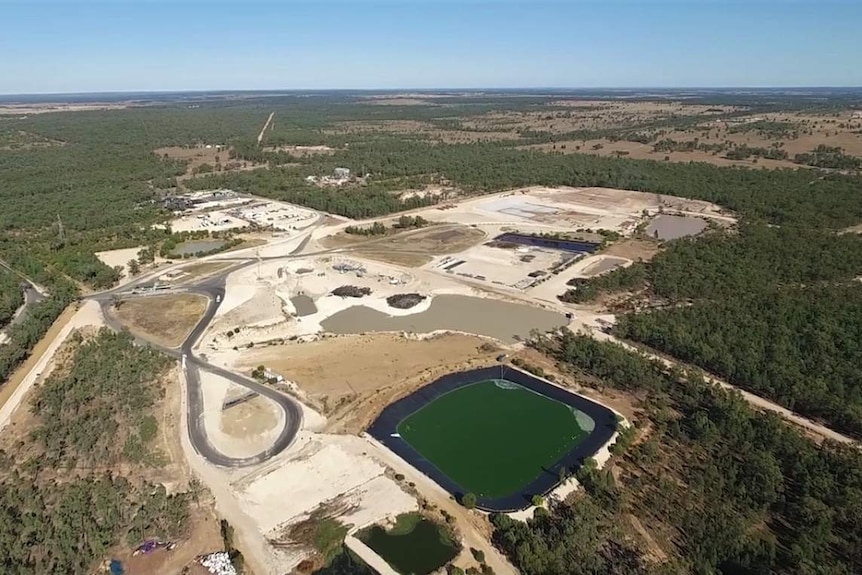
[0,329,191,574]
[615,284,862,437]
[563,224,862,437]
[491,333,862,574]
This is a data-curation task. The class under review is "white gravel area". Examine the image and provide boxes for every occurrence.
[236,436,417,535]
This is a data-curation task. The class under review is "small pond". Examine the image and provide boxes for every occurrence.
[291,294,318,317]
[360,515,458,575]
[321,294,567,343]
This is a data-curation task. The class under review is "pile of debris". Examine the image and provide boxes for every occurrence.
[198,552,238,575]
[331,285,371,298]
[386,293,426,309]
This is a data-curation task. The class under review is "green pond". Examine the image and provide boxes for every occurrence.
[360,515,458,575]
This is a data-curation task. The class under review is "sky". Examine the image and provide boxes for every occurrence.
[1,0,860,94]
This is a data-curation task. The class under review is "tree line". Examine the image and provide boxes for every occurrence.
[0,271,24,329]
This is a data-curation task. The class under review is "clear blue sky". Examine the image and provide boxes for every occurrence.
[1,0,860,94]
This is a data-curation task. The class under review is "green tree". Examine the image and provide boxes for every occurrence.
[461,492,477,509]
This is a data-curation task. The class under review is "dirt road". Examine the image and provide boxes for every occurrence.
[0,301,103,433]
[258,112,274,144]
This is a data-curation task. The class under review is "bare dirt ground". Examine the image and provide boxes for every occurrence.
[602,238,662,262]
[0,102,129,115]
[522,138,800,169]
[112,293,208,348]
[221,396,280,437]
[175,261,235,283]
[236,332,502,433]
[463,100,739,134]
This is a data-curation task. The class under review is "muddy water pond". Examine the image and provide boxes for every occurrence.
[645,215,707,240]
[321,294,567,343]
[290,294,317,317]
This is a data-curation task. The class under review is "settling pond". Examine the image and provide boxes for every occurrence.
[320,294,567,343]
[290,294,317,317]
[645,215,707,240]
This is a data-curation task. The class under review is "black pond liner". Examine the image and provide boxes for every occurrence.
[368,365,618,512]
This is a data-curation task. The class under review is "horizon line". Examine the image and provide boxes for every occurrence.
[3,85,862,99]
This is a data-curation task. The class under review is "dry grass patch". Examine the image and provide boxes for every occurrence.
[113,293,208,348]
[237,333,502,433]
[602,238,662,262]
[321,224,485,267]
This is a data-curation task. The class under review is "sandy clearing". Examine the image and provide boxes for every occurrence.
[95,246,143,279]
[95,246,174,286]
[221,396,280,437]
[581,255,630,277]
[199,370,286,459]
[525,254,630,303]
[238,437,417,535]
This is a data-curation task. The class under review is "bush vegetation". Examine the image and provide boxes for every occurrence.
[0,329,191,574]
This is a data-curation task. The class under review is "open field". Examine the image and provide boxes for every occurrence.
[399,379,589,498]
[348,224,486,266]
[325,119,522,144]
[156,145,267,183]
[522,109,862,168]
[112,293,207,348]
